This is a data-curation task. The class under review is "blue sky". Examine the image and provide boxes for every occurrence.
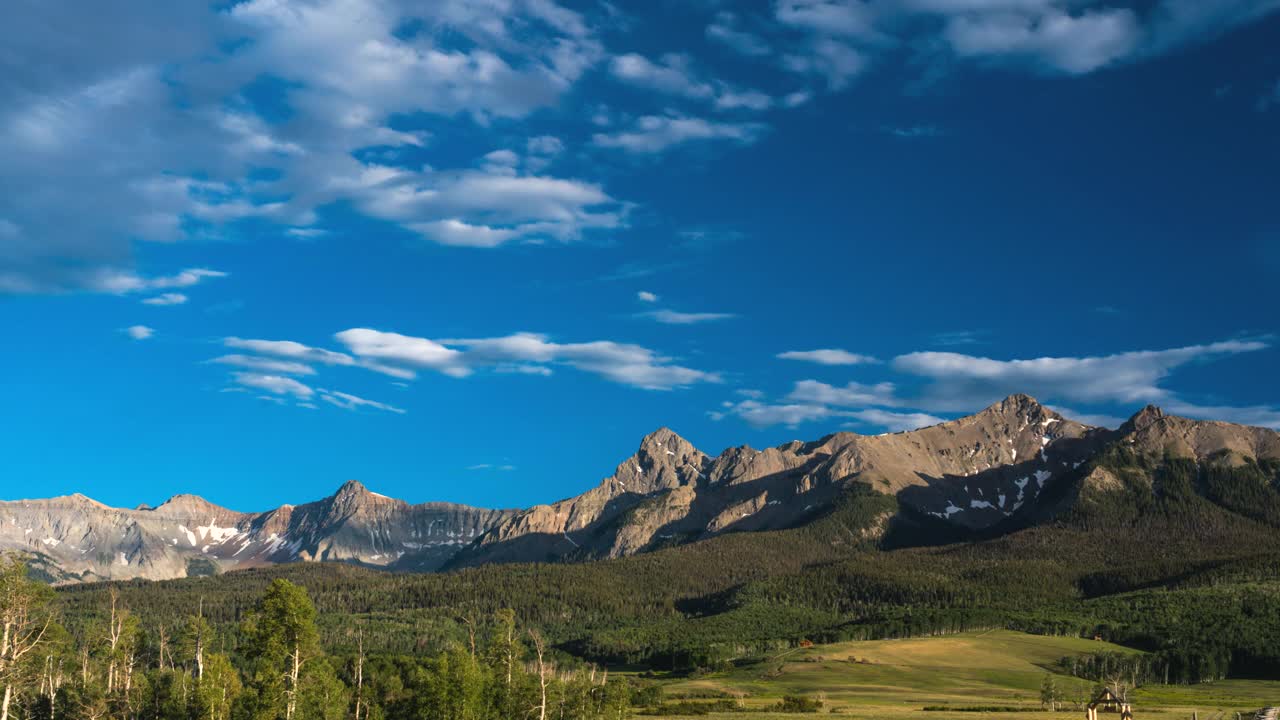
[2,0,1279,512]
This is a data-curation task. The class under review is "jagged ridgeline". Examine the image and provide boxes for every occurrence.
[3,393,1201,583]
[37,396,1280,684]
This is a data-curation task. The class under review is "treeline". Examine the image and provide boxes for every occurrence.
[1,555,633,720]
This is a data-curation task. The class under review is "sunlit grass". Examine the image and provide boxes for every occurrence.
[639,630,1278,718]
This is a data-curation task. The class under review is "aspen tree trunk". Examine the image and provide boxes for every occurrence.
[531,632,548,720]
[354,633,365,720]
[0,618,10,720]
[504,617,514,688]
[462,613,476,658]
[195,598,205,680]
[286,642,301,720]
[106,589,123,693]
[157,625,169,672]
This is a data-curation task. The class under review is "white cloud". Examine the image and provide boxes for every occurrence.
[893,340,1270,411]
[527,136,564,156]
[767,0,1274,96]
[233,372,314,399]
[707,13,772,56]
[141,293,189,306]
[776,0,881,39]
[608,52,774,112]
[777,349,878,365]
[225,337,357,367]
[637,290,659,303]
[286,227,328,239]
[711,399,837,428]
[715,89,774,111]
[610,53,716,100]
[943,7,1141,74]
[333,328,721,390]
[713,375,914,429]
[334,328,470,378]
[1163,400,1280,431]
[318,389,405,414]
[352,164,624,246]
[781,38,869,89]
[845,408,945,432]
[125,325,154,340]
[1046,406,1127,429]
[593,114,766,153]
[783,90,814,107]
[210,354,317,376]
[92,268,227,295]
[640,309,736,325]
[412,219,521,248]
[787,379,901,407]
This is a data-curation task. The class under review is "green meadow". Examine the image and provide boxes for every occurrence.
[640,630,1277,719]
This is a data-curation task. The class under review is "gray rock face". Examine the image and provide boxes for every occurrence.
[7,395,1277,583]
[0,481,515,583]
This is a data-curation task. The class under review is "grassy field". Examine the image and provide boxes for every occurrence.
[639,630,1277,719]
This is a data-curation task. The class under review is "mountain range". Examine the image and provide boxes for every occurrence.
[5,394,1278,584]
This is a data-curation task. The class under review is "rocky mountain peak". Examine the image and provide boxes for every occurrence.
[334,480,373,500]
[153,493,229,517]
[1122,404,1166,433]
[981,393,1049,420]
[638,427,699,457]
[325,480,399,520]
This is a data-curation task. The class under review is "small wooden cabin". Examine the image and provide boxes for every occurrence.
[1086,688,1133,720]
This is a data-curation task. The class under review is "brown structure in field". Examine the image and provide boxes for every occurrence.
[1085,688,1133,720]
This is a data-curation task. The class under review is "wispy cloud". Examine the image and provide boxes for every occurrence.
[787,380,900,407]
[843,409,945,433]
[95,269,226,296]
[639,309,736,325]
[141,292,189,306]
[593,114,766,153]
[124,325,154,340]
[637,290,659,303]
[707,12,772,57]
[220,329,722,392]
[233,372,314,399]
[777,349,877,365]
[210,354,316,376]
[716,338,1279,431]
[317,389,405,415]
[893,339,1270,411]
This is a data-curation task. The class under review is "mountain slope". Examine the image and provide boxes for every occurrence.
[453,394,1108,566]
[6,394,1279,583]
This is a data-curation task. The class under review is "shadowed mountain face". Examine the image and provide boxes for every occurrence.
[5,395,1278,583]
